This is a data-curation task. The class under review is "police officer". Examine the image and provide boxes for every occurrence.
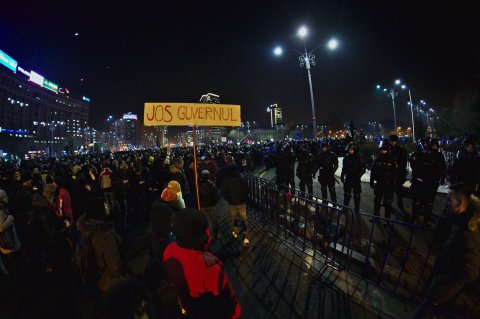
[410,138,446,225]
[409,139,428,224]
[341,142,366,214]
[296,144,316,196]
[316,141,338,203]
[370,139,396,220]
[388,134,408,211]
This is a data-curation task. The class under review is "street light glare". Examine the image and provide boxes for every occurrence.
[327,38,338,50]
[395,79,401,85]
[298,26,308,38]
[376,84,381,90]
[401,84,406,89]
[273,46,283,56]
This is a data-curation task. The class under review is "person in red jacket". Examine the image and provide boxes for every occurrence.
[163,208,241,319]
[53,177,74,226]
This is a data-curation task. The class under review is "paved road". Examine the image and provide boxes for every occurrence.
[211,199,387,319]
[255,163,447,223]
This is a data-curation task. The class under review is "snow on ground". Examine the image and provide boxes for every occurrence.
[335,157,449,194]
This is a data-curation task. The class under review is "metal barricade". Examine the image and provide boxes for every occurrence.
[353,213,435,302]
[243,173,479,317]
[244,174,355,271]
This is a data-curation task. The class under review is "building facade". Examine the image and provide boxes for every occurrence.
[0,49,89,155]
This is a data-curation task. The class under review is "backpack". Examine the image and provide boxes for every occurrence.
[74,232,101,287]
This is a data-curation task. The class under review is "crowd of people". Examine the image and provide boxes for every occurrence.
[0,145,254,318]
[0,136,479,318]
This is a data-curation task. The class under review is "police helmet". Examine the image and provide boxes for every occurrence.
[345,142,359,153]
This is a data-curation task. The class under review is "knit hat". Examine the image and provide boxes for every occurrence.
[33,168,40,174]
[173,208,209,250]
[167,180,182,194]
[201,170,210,176]
[164,158,170,165]
[161,187,178,202]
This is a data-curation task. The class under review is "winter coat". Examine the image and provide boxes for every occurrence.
[76,214,124,292]
[99,168,113,191]
[221,170,248,206]
[341,154,366,181]
[0,208,22,254]
[199,179,220,208]
[370,154,396,187]
[389,145,408,183]
[428,195,480,304]
[296,152,316,179]
[31,192,56,240]
[53,187,74,222]
[316,151,338,178]
[163,242,241,319]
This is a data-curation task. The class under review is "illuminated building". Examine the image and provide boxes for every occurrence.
[0,48,89,155]
[199,92,227,143]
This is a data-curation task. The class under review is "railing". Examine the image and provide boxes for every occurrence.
[244,174,355,271]
[352,213,435,302]
[243,173,479,317]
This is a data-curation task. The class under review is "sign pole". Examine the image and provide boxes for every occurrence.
[192,125,201,209]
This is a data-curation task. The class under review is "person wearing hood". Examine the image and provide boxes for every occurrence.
[76,196,124,292]
[170,157,188,197]
[163,208,241,319]
[413,183,480,318]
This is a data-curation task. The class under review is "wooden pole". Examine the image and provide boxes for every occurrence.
[192,125,201,209]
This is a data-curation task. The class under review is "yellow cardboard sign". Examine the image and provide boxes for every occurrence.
[144,103,241,126]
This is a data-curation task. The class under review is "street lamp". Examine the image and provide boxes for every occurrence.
[274,26,338,138]
[296,124,306,139]
[376,83,399,133]
[395,80,416,141]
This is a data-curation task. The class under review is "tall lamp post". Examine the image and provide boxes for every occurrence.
[274,26,338,138]
[395,80,416,141]
[376,83,398,134]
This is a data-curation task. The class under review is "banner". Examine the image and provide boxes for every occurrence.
[144,103,241,126]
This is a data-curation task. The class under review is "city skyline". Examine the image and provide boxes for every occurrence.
[1,1,478,134]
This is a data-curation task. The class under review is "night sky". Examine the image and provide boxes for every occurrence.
[1,1,479,133]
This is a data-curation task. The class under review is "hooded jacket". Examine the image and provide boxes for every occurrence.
[429,195,480,304]
[76,213,124,292]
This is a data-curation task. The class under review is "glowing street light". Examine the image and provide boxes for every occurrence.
[274,25,339,138]
[298,26,308,38]
[395,79,416,141]
[327,38,338,50]
[273,46,283,56]
[376,83,398,132]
